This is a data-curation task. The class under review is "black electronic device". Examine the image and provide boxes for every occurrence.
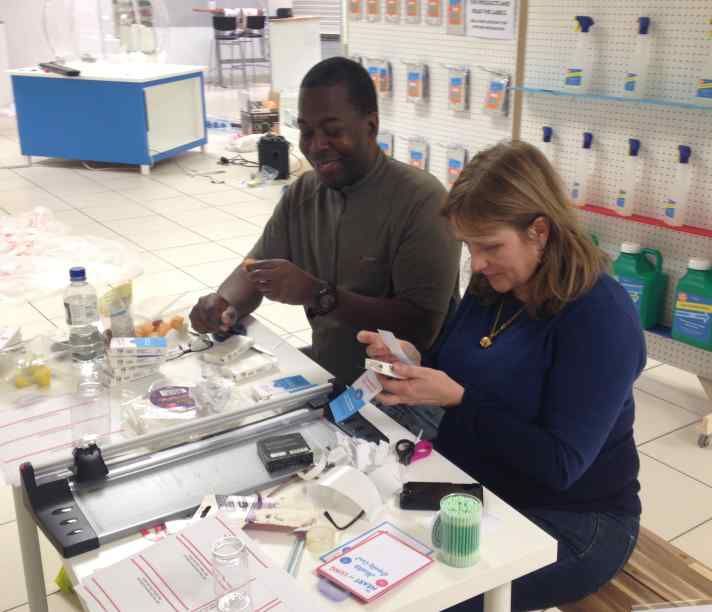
[399,481,483,511]
[275,8,293,17]
[258,134,290,179]
[39,62,80,77]
[257,432,313,474]
[327,410,389,444]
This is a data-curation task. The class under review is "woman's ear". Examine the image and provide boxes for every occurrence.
[530,216,550,248]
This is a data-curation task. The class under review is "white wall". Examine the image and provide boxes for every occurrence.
[0,1,52,69]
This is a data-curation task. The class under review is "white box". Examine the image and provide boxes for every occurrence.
[109,337,167,356]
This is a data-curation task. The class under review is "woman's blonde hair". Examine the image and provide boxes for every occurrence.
[442,140,608,317]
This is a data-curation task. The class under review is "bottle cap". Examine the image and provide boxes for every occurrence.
[69,266,86,281]
[621,242,642,254]
[629,138,641,157]
[638,17,651,35]
[542,126,553,143]
[582,132,593,149]
[678,145,692,164]
[575,16,595,33]
[689,258,711,271]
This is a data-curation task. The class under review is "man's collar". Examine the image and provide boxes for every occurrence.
[337,148,387,196]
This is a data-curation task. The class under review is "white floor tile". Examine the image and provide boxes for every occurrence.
[132,270,207,302]
[119,183,183,202]
[217,235,261,257]
[242,213,272,228]
[66,191,135,210]
[0,520,63,610]
[142,195,210,215]
[168,207,243,228]
[182,258,242,288]
[672,519,712,569]
[253,314,289,337]
[638,454,712,540]
[107,216,206,250]
[245,183,288,202]
[4,303,48,327]
[218,200,277,219]
[634,389,700,445]
[196,189,262,207]
[135,252,177,274]
[154,243,238,267]
[82,202,154,222]
[0,171,35,192]
[256,301,309,333]
[11,591,84,612]
[636,364,712,417]
[640,424,712,487]
[0,189,70,211]
[191,219,262,241]
[52,210,95,230]
[155,176,236,196]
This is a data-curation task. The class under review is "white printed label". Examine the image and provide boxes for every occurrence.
[64,300,98,325]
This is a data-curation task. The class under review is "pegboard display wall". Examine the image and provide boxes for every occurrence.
[521,0,712,379]
[346,9,518,186]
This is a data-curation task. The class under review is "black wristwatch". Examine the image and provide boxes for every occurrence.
[307,281,338,318]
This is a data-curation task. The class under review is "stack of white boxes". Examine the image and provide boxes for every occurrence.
[104,337,168,385]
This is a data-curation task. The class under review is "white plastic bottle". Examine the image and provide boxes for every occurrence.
[663,145,692,227]
[540,126,555,164]
[623,17,652,97]
[613,138,641,216]
[571,132,594,207]
[564,16,595,93]
[696,18,712,103]
[63,267,103,362]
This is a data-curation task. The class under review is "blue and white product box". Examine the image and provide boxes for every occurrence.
[109,337,168,356]
[252,375,315,401]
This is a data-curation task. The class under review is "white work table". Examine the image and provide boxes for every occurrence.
[12,318,556,612]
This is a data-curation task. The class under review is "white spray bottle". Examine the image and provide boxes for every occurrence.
[623,17,652,97]
[613,139,641,216]
[696,18,712,103]
[664,145,692,227]
[571,132,594,207]
[564,16,595,92]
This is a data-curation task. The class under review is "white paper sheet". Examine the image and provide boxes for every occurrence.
[76,513,329,612]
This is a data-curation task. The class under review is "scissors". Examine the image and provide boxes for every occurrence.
[395,433,433,466]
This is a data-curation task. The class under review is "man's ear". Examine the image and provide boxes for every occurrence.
[367,112,379,139]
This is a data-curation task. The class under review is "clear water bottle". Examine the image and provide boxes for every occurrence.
[63,267,103,362]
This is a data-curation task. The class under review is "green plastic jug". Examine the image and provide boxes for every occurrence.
[672,258,712,350]
[613,242,668,330]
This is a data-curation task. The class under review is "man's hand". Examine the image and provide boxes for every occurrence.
[376,363,464,407]
[189,293,238,333]
[245,259,320,305]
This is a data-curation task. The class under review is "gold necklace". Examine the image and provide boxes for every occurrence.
[480,300,525,349]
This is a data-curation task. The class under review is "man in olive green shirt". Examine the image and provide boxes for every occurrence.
[190,57,460,383]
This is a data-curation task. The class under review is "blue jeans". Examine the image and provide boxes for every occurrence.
[443,509,640,612]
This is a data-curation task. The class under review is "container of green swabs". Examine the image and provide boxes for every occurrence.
[431,493,482,567]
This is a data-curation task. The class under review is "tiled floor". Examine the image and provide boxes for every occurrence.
[2,95,712,611]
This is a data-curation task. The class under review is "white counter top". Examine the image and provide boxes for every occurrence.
[8,62,206,83]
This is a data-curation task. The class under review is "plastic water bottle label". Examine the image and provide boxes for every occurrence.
[624,73,638,92]
[565,68,583,86]
[697,79,712,99]
[64,301,98,325]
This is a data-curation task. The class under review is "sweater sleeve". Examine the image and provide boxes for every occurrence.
[456,294,645,491]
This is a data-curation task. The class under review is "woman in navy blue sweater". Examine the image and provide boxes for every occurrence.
[358,141,644,611]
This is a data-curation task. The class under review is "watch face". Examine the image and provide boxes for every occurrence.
[319,292,337,312]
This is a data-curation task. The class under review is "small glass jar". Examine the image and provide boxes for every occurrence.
[212,536,253,612]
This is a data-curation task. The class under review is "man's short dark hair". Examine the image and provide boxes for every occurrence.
[300,57,378,116]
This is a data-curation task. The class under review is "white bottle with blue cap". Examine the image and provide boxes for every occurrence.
[540,126,555,164]
[623,17,652,97]
[613,138,641,216]
[664,145,692,227]
[571,131,594,207]
[696,18,712,103]
[564,16,595,92]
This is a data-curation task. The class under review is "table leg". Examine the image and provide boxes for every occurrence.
[12,486,48,612]
[140,164,150,176]
[484,582,511,612]
[696,376,712,448]
[200,145,206,153]
[26,155,32,166]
